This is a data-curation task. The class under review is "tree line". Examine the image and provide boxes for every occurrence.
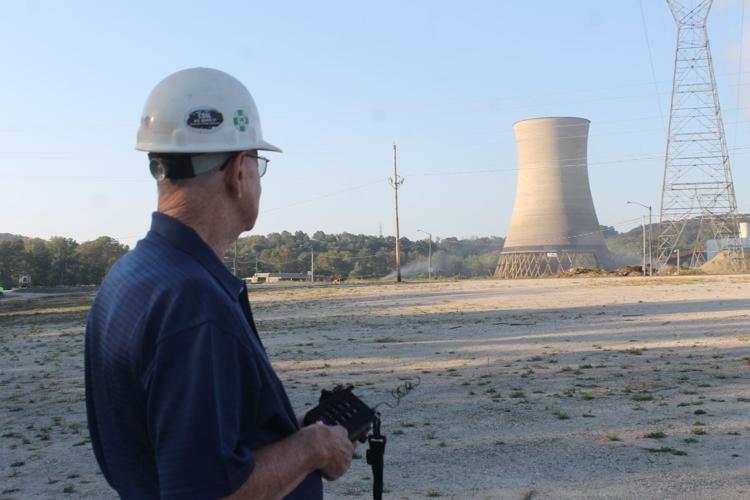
[603,218,720,266]
[0,231,504,288]
[228,231,505,280]
[0,235,129,289]
[2,218,729,289]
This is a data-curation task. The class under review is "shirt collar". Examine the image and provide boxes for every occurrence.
[147,212,244,300]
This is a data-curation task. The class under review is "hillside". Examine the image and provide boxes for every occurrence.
[0,233,25,241]
[604,214,749,266]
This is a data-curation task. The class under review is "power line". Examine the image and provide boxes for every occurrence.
[638,0,668,134]
[401,143,750,178]
[392,70,750,117]
[260,178,384,214]
[734,0,747,148]
[11,142,750,239]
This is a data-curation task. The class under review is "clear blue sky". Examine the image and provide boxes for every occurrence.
[1,0,748,246]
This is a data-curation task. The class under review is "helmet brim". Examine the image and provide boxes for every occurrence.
[257,139,282,153]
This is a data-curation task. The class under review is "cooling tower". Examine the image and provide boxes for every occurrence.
[495,117,611,278]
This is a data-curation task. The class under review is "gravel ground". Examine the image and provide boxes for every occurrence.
[1,276,749,499]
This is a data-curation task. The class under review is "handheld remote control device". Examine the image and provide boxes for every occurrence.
[302,385,376,443]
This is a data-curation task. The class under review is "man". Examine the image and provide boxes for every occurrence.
[85,67,354,499]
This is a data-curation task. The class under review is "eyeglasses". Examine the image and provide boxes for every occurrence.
[245,154,270,178]
[219,152,270,178]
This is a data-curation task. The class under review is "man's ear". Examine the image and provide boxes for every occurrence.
[223,153,244,199]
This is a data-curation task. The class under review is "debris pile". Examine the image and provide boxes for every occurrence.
[700,250,750,275]
[612,266,643,276]
[558,267,609,277]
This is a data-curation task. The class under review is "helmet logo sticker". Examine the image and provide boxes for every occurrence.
[233,109,250,132]
[186,108,224,130]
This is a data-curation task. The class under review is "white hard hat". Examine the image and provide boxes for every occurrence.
[136,67,281,154]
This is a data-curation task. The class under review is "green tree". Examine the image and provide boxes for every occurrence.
[24,238,52,286]
[230,231,507,280]
[76,236,129,284]
[47,237,79,286]
[0,239,25,288]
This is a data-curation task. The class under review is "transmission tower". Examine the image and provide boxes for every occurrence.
[658,0,744,270]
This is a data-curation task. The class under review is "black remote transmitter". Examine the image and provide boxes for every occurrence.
[302,385,376,442]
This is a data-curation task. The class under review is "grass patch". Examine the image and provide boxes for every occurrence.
[631,394,655,402]
[0,305,90,318]
[606,434,621,441]
[644,431,666,439]
[553,411,570,420]
[373,336,399,343]
[646,447,687,456]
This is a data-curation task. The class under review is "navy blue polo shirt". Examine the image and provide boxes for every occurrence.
[85,212,322,499]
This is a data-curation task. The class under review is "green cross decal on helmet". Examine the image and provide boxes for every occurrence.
[233,109,250,132]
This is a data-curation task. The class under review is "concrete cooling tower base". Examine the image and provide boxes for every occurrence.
[495,249,603,279]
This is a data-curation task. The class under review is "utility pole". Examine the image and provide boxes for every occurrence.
[417,229,432,280]
[641,217,647,276]
[627,201,653,276]
[389,144,404,282]
[427,237,432,280]
[310,246,314,283]
[648,205,653,276]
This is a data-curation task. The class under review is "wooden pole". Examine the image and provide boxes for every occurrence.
[641,216,646,276]
[393,144,401,282]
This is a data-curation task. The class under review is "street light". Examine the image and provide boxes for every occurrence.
[416,229,433,280]
[626,201,653,276]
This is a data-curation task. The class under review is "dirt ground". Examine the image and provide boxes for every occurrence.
[1,276,749,499]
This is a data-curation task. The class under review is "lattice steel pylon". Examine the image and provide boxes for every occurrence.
[657,0,745,271]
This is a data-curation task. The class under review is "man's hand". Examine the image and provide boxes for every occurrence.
[314,424,355,481]
[223,422,356,499]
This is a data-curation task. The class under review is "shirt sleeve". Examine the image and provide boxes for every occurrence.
[144,321,258,499]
